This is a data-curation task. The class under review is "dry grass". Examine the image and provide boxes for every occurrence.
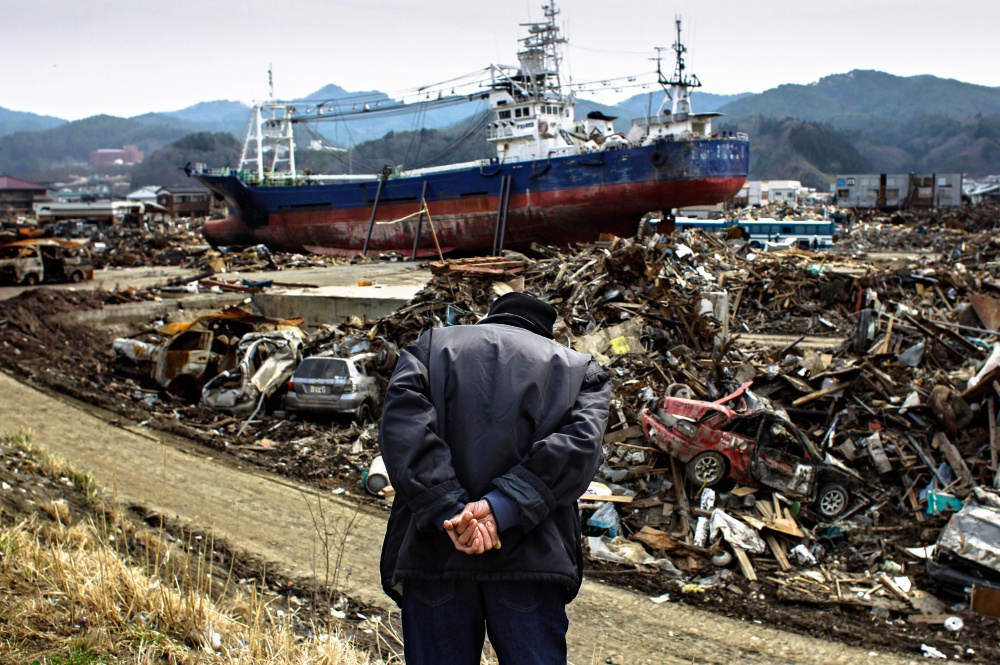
[0,429,371,665]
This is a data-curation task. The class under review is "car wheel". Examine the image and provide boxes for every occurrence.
[356,403,372,425]
[23,273,38,286]
[816,483,850,519]
[376,343,398,374]
[69,271,83,283]
[686,451,727,486]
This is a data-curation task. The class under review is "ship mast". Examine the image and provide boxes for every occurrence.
[656,18,701,118]
[517,2,567,102]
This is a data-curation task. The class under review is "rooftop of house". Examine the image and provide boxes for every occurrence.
[0,176,47,191]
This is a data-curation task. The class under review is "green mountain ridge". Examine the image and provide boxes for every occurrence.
[3,71,999,189]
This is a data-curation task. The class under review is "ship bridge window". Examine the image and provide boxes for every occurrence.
[498,110,511,120]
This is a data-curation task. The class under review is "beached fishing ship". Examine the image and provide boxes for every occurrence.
[191,3,748,256]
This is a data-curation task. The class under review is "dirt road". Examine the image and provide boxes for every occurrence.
[0,370,919,664]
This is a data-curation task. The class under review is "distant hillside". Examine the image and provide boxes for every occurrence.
[718,117,868,189]
[5,70,1000,188]
[616,90,752,119]
[719,70,1000,124]
[127,101,253,136]
[131,132,241,187]
[0,115,193,175]
[0,107,65,138]
[714,70,1000,179]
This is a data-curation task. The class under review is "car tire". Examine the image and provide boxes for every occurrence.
[69,271,83,283]
[816,483,850,519]
[686,451,727,487]
[23,273,38,286]
[356,403,372,425]
[376,343,398,374]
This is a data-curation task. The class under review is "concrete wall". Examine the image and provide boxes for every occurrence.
[252,291,410,329]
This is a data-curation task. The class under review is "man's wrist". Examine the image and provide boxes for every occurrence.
[483,489,521,532]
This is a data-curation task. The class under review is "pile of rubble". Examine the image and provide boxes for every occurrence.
[364,226,1000,655]
[4,206,1000,657]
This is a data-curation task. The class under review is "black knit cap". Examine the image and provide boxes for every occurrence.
[477,292,557,339]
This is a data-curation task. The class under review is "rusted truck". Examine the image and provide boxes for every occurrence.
[0,238,94,285]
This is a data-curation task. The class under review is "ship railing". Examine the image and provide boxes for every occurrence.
[401,159,492,177]
[736,132,749,141]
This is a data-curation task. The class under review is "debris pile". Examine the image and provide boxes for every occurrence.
[4,204,1000,657]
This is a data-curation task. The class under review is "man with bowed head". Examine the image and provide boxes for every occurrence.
[379,291,611,664]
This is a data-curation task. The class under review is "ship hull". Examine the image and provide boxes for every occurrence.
[194,137,748,255]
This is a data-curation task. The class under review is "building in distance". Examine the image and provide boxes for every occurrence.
[90,144,144,166]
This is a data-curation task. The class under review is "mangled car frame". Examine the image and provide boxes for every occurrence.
[200,329,304,417]
[641,383,864,519]
[112,307,304,401]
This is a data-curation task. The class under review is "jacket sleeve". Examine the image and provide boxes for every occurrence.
[490,358,611,531]
[378,337,467,532]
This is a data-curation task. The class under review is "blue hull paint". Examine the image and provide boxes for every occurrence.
[195,137,748,254]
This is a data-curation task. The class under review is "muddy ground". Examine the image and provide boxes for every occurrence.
[1,286,997,662]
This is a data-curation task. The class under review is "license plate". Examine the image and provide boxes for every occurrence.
[305,384,328,395]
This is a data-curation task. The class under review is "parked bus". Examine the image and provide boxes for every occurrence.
[674,216,836,250]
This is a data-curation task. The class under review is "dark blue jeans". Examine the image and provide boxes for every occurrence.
[401,578,568,664]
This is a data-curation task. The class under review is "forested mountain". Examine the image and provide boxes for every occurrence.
[714,71,1000,184]
[3,71,999,189]
[130,132,241,187]
[0,107,65,137]
[718,70,1000,124]
[0,115,192,177]
[615,90,752,118]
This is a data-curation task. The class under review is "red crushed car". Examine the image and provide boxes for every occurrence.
[640,383,862,519]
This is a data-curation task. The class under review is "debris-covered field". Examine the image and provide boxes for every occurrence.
[3,203,1000,660]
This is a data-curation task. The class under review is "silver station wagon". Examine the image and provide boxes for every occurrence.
[283,352,380,423]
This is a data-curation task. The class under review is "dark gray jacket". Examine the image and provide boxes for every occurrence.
[379,322,611,604]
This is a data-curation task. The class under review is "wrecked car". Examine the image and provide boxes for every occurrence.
[927,500,1000,597]
[640,383,862,519]
[112,307,304,401]
[283,352,381,423]
[200,329,304,417]
[0,238,94,285]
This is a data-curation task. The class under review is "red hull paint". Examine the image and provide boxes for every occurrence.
[203,176,745,256]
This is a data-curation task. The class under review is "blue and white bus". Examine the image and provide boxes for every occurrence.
[673,216,836,250]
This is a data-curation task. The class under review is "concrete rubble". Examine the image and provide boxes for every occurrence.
[2,203,1000,658]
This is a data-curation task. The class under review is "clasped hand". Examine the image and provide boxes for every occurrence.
[443,499,501,555]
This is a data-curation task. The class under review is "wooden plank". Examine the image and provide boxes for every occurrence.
[932,432,973,487]
[906,488,926,522]
[971,586,1000,618]
[791,381,853,407]
[764,534,792,572]
[578,494,634,503]
[670,456,697,571]
[876,573,910,602]
[905,433,946,485]
[731,545,758,581]
[907,614,951,625]
[755,500,775,522]
[766,517,805,539]
[633,526,711,558]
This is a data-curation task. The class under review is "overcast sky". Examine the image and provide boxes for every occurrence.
[3,0,998,121]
